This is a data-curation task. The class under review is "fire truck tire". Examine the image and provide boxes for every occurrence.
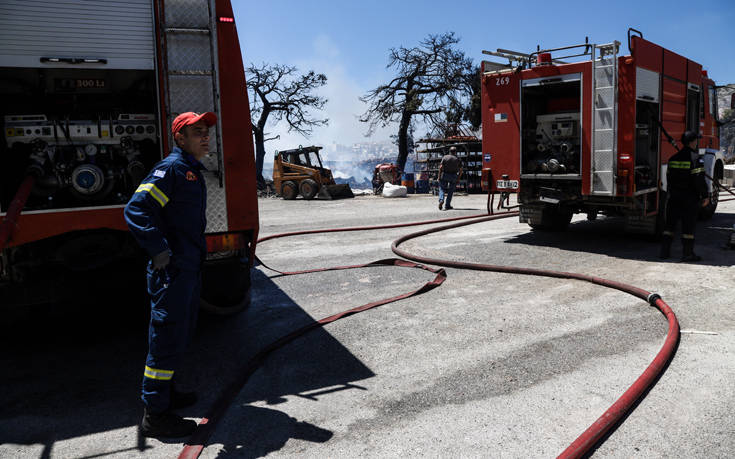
[282,181,298,200]
[699,163,722,220]
[529,206,573,231]
[300,179,318,200]
[200,257,251,315]
[552,210,573,230]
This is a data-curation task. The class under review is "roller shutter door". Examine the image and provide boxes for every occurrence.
[0,0,155,70]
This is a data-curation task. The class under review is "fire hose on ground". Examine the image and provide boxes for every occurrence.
[180,198,681,459]
[712,173,735,202]
[0,175,37,251]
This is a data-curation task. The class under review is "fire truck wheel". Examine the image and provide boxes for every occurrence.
[282,181,298,200]
[300,179,318,200]
[200,257,251,315]
[552,210,573,230]
[529,206,573,231]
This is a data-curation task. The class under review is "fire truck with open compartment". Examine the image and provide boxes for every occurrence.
[480,29,724,232]
[0,0,258,312]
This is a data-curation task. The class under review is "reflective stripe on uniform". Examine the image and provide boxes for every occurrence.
[135,183,169,207]
[662,231,674,236]
[690,167,704,174]
[144,365,174,380]
[682,234,695,240]
[668,161,691,169]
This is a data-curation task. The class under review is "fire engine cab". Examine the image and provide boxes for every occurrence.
[0,0,259,311]
[481,29,724,232]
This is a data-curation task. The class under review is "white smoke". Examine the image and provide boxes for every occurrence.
[255,34,395,177]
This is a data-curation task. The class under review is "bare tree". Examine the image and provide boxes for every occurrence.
[360,32,474,171]
[246,63,328,188]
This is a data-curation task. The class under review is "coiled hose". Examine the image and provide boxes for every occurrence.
[181,202,680,459]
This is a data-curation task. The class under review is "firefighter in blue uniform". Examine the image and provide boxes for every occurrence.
[660,130,710,262]
[124,111,216,438]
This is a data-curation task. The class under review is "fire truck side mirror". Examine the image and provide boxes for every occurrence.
[731,93,734,110]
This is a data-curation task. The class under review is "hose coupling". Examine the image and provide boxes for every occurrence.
[647,293,662,306]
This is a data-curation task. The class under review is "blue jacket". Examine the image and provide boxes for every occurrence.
[124,147,207,269]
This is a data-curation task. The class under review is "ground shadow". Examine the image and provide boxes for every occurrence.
[0,267,374,456]
[211,405,333,458]
[504,211,734,267]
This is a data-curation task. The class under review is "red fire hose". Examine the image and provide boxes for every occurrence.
[0,175,36,251]
[391,215,680,459]
[180,201,680,458]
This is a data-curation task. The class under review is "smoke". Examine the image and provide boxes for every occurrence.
[255,34,395,176]
[322,140,398,184]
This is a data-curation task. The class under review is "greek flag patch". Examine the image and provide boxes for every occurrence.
[153,169,166,178]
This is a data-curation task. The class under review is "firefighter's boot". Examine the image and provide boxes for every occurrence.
[681,238,702,262]
[659,234,673,259]
[170,387,198,409]
[141,409,197,438]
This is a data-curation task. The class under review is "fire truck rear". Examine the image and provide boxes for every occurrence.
[481,29,724,232]
[0,0,258,312]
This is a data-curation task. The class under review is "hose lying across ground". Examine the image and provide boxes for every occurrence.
[180,207,680,459]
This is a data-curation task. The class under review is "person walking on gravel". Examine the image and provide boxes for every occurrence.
[438,146,462,210]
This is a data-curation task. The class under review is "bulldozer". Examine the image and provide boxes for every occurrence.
[272,146,354,200]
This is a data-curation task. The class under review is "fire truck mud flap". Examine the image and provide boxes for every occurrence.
[318,183,355,200]
[200,257,251,315]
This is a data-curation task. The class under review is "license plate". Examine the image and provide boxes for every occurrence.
[496,180,518,189]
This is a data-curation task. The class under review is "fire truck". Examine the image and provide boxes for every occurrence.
[0,0,259,312]
[481,29,724,232]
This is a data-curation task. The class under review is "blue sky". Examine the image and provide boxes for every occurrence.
[232,0,735,152]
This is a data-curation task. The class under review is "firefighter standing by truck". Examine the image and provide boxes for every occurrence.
[124,111,216,438]
[660,130,710,262]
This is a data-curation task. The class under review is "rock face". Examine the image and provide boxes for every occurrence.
[718,85,735,161]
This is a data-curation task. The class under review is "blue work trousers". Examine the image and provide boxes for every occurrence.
[438,172,458,207]
[142,262,201,413]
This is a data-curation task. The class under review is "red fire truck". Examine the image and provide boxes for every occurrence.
[0,0,258,311]
[481,29,724,232]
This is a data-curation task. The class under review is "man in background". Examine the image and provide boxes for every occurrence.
[438,146,462,210]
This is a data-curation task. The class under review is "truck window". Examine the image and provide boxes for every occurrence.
[708,86,717,118]
[686,86,700,134]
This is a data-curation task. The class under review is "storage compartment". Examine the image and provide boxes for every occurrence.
[634,100,660,191]
[521,75,582,175]
[0,67,161,212]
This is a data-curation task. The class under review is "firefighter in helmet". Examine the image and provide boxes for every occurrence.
[660,130,710,262]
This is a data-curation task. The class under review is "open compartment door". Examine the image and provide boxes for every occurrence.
[481,70,521,193]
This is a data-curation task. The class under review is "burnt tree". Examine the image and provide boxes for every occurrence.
[246,63,328,188]
[360,32,473,171]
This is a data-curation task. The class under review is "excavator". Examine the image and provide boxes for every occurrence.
[272,145,354,200]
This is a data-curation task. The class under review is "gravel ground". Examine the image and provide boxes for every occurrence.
[1,192,733,458]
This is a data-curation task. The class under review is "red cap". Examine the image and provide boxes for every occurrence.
[171,111,217,134]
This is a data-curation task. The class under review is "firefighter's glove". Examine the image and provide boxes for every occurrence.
[152,250,170,270]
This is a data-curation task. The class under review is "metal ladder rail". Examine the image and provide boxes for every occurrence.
[162,2,223,184]
[590,41,620,195]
